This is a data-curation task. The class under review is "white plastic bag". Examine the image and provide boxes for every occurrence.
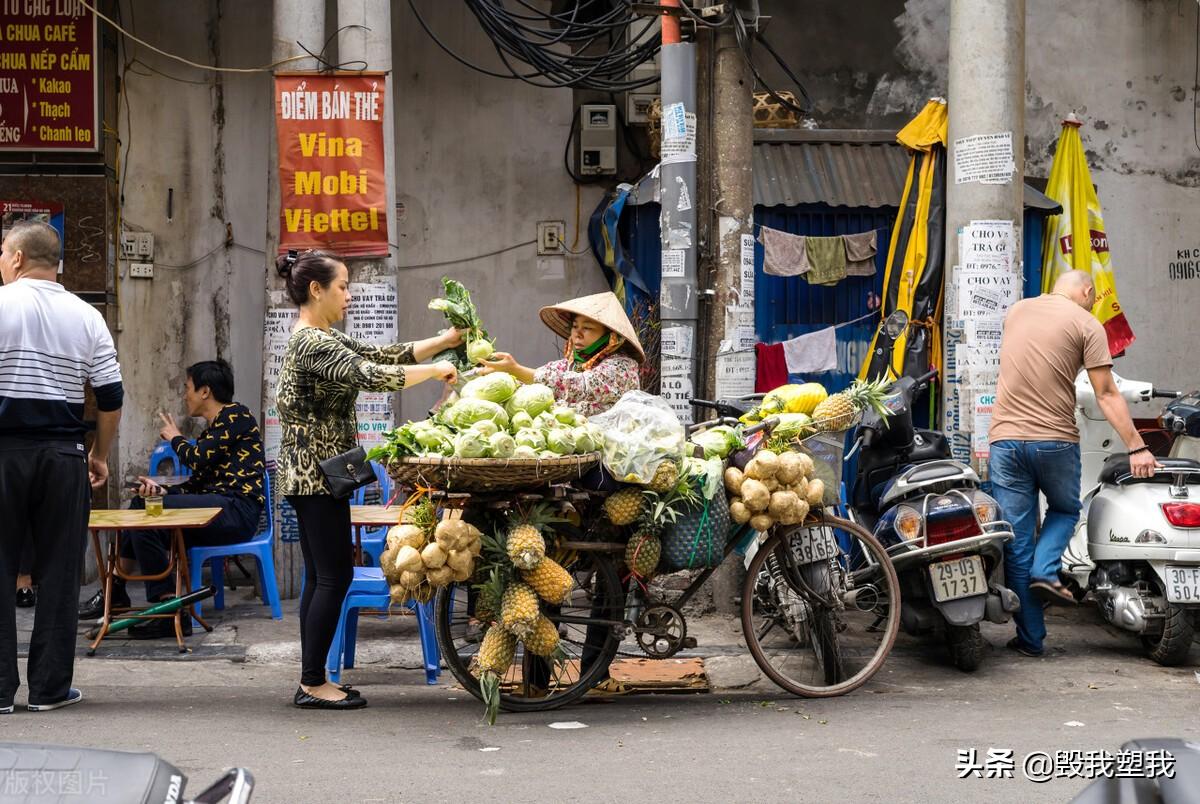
[590,391,686,484]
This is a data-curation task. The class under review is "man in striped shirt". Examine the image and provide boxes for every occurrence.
[0,220,123,713]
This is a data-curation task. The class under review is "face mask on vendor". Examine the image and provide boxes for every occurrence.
[570,317,610,366]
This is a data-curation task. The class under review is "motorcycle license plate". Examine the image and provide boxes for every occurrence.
[1164,565,1200,603]
[928,555,986,602]
[792,528,839,565]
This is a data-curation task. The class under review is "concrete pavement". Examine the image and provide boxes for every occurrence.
[7,585,1199,803]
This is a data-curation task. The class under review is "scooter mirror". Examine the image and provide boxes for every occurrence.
[884,310,909,338]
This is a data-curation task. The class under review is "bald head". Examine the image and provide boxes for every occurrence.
[1052,270,1096,310]
[0,220,60,285]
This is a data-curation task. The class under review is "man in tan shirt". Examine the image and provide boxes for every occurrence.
[988,270,1155,657]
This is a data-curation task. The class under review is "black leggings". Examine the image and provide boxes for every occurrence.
[287,494,353,687]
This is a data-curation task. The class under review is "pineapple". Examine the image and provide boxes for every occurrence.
[477,626,517,725]
[604,486,646,526]
[624,531,661,578]
[499,582,540,639]
[504,503,557,570]
[520,557,574,605]
[523,615,562,657]
[812,378,891,432]
[648,460,679,493]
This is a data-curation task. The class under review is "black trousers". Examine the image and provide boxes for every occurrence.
[0,437,90,706]
[286,494,353,687]
[122,493,260,601]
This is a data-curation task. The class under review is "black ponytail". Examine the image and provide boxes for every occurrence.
[275,249,339,305]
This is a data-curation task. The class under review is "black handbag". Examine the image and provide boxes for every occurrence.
[318,446,377,499]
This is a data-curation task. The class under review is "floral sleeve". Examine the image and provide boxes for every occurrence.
[534,355,640,417]
[330,329,416,366]
[295,328,408,391]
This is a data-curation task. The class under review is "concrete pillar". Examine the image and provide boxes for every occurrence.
[704,24,754,614]
[943,0,1025,474]
[264,0,325,598]
[337,0,398,285]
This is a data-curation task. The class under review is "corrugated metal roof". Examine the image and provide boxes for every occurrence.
[631,129,1063,213]
[753,132,910,208]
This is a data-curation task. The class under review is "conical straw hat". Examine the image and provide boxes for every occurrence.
[539,292,646,363]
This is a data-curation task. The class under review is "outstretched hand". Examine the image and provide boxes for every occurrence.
[158,412,182,442]
[477,352,517,375]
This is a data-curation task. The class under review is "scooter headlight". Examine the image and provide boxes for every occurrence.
[895,505,923,541]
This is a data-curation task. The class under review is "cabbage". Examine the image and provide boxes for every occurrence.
[461,372,518,404]
[488,431,516,458]
[415,427,453,455]
[546,428,576,456]
[510,411,534,431]
[453,430,489,458]
[470,419,500,439]
[571,425,595,454]
[445,398,509,430]
[772,413,815,442]
[552,406,578,427]
[512,445,539,460]
[506,383,555,418]
[689,425,744,459]
[514,429,546,451]
[534,411,559,431]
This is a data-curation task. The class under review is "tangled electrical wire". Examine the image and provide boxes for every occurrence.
[408,0,661,91]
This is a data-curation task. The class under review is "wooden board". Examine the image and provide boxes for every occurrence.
[88,507,222,531]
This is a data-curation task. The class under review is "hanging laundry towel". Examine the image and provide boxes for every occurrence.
[843,230,879,277]
[782,327,838,374]
[758,226,810,277]
[754,342,789,392]
[804,235,847,286]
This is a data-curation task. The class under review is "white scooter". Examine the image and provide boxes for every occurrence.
[1061,371,1200,666]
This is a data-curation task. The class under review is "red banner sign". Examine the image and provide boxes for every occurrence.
[275,73,389,257]
[0,2,98,151]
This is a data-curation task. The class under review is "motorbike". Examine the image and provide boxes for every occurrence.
[846,310,1019,671]
[1060,371,1200,666]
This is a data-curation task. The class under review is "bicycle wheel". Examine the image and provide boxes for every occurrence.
[741,514,900,698]
[435,551,624,713]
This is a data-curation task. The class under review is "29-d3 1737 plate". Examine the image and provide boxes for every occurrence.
[928,555,985,602]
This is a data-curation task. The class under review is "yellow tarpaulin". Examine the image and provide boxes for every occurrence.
[1040,120,1134,355]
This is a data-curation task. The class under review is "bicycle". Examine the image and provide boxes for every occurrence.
[433,399,901,712]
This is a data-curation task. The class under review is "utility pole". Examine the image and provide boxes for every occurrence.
[943,0,1025,475]
[263,0,325,598]
[704,11,754,615]
[658,0,700,427]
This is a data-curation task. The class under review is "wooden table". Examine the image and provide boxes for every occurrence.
[350,505,408,565]
[87,508,222,654]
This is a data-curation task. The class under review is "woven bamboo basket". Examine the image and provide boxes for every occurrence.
[386,453,601,492]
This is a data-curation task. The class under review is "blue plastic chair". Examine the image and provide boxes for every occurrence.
[325,567,440,685]
[148,439,192,477]
[348,462,393,567]
[188,471,283,625]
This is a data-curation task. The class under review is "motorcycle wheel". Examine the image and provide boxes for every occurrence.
[1141,603,1196,667]
[945,623,986,672]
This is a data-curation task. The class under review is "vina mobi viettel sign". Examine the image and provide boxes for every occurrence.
[275,73,388,257]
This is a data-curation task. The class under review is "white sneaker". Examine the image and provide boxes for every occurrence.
[27,688,82,711]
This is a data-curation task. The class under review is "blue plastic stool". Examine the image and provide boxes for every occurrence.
[326,567,440,686]
[348,462,393,567]
[188,472,283,626]
[148,439,193,478]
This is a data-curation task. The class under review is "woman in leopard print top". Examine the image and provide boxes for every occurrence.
[274,250,459,710]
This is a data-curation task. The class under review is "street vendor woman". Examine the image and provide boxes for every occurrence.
[480,291,643,417]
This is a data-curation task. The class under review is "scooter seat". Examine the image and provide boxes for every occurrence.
[1098,454,1200,484]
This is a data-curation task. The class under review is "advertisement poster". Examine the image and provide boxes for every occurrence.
[1,200,65,272]
[0,4,98,151]
[275,73,388,257]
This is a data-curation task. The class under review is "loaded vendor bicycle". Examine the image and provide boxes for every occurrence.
[379,388,902,721]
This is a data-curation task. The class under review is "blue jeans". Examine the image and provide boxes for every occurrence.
[988,440,1082,653]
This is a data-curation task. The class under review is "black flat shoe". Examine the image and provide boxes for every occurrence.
[293,687,367,710]
[15,588,35,608]
[337,684,362,698]
[128,617,193,640]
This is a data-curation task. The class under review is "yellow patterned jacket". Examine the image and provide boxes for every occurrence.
[169,402,266,507]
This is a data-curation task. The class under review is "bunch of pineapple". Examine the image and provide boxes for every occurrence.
[810,378,892,432]
[610,472,696,580]
[474,504,574,724]
[380,497,483,604]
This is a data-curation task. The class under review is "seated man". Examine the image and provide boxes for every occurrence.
[79,360,266,638]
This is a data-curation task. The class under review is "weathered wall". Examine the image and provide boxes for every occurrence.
[760,0,1200,397]
[114,0,269,482]
[390,4,608,421]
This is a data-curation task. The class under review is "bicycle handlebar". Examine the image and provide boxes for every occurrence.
[1153,389,1183,399]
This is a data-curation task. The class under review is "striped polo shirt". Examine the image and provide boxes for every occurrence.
[0,278,124,440]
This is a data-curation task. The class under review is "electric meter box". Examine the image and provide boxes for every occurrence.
[579,104,617,176]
